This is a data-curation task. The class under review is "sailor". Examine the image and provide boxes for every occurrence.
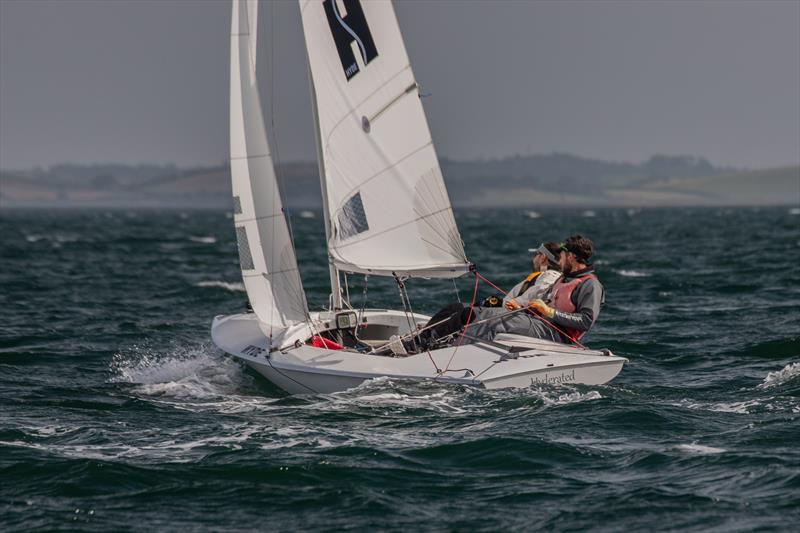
[467,234,604,344]
[502,241,562,310]
[418,241,562,347]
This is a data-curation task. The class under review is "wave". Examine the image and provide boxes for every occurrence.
[758,362,800,389]
[24,233,80,244]
[672,443,726,455]
[189,235,217,244]
[676,398,763,414]
[196,280,245,292]
[615,269,651,277]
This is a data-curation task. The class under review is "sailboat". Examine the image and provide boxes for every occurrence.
[211,0,626,394]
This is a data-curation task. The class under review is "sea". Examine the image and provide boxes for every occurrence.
[1,206,799,532]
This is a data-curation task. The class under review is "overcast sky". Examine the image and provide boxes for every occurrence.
[0,0,798,170]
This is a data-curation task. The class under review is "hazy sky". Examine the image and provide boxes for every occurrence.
[1,0,798,170]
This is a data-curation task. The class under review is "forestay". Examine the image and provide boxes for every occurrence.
[230,0,308,330]
[299,0,469,278]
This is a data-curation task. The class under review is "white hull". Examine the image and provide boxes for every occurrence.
[211,311,626,395]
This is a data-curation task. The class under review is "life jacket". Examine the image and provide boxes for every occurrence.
[515,271,542,297]
[551,273,597,341]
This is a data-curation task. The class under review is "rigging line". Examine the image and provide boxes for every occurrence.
[442,271,479,373]
[354,275,369,342]
[343,273,353,309]
[452,278,462,304]
[393,273,418,352]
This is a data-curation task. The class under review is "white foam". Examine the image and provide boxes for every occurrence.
[758,362,800,389]
[673,443,726,455]
[24,233,79,244]
[524,210,541,219]
[110,344,247,400]
[581,210,596,217]
[196,280,245,292]
[789,207,800,215]
[299,210,315,219]
[537,389,602,406]
[675,398,761,414]
[189,236,217,244]
[615,269,651,278]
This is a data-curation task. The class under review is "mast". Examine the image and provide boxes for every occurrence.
[306,66,342,310]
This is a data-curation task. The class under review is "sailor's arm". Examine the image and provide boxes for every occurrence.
[502,279,526,306]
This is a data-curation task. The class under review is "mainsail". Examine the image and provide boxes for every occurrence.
[230,0,307,330]
[299,0,469,278]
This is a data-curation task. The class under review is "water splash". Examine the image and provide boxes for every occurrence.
[110,343,247,400]
[758,362,800,389]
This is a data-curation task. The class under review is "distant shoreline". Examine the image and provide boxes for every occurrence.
[2,154,797,209]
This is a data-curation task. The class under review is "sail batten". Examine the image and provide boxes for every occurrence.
[230,0,308,329]
[299,0,469,279]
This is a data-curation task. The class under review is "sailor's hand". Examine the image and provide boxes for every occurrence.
[505,299,522,311]
[528,299,555,319]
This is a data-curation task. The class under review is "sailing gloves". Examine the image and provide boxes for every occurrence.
[528,299,555,319]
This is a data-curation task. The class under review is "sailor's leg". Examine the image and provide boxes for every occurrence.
[502,313,563,343]
[420,303,466,345]
[464,307,509,341]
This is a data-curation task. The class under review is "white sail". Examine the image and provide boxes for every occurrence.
[230,0,307,330]
[299,0,469,278]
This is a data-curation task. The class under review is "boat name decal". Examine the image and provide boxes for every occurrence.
[242,344,266,357]
[530,369,576,386]
[323,0,378,81]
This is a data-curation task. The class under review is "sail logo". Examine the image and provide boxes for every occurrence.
[323,0,378,80]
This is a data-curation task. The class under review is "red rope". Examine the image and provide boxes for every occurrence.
[442,271,480,373]
[456,272,480,347]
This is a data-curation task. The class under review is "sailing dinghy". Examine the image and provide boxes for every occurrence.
[211,0,626,394]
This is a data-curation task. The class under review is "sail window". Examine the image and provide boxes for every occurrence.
[235,226,255,270]
[233,196,242,215]
[337,192,369,239]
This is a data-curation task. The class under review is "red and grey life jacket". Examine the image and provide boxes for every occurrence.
[551,273,597,341]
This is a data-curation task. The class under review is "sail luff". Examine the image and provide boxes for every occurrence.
[230,0,308,329]
[306,66,343,309]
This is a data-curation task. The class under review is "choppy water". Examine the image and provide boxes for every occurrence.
[1,207,799,531]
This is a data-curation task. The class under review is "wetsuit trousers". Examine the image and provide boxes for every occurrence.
[422,304,564,345]
[466,307,563,343]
